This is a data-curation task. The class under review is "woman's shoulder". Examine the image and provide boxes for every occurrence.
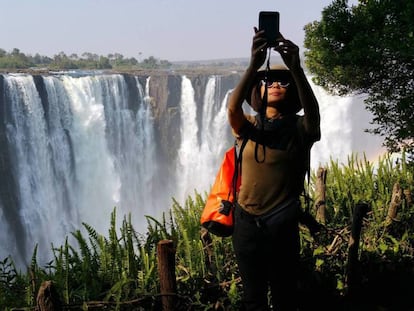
[231,114,257,138]
[245,114,258,125]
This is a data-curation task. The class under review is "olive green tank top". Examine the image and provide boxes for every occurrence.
[236,114,314,215]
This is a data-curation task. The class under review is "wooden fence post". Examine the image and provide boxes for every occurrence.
[404,188,412,207]
[315,167,327,224]
[346,202,368,298]
[386,182,402,226]
[200,227,216,275]
[157,240,177,311]
[36,280,62,311]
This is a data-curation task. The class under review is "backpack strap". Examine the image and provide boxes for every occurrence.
[229,137,248,202]
[254,52,271,163]
[304,160,311,213]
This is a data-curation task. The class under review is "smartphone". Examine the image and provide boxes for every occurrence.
[259,11,280,47]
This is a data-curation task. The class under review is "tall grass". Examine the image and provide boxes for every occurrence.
[304,152,414,299]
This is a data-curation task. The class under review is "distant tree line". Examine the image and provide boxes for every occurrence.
[0,48,172,70]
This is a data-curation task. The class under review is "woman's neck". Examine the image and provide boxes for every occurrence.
[266,107,282,119]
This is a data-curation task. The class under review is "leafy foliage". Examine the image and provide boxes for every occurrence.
[0,48,34,69]
[304,0,414,153]
[1,152,414,309]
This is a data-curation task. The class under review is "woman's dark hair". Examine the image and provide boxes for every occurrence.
[248,69,302,115]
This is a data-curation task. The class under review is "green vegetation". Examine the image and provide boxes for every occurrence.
[0,48,172,71]
[304,0,414,154]
[1,152,413,310]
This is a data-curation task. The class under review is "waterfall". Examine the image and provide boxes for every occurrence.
[176,76,200,202]
[0,73,158,268]
[2,75,58,265]
[56,75,121,232]
[0,72,384,268]
[175,75,232,203]
[199,77,233,189]
[135,77,157,214]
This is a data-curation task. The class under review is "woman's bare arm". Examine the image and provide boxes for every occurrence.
[228,28,267,134]
[275,37,321,140]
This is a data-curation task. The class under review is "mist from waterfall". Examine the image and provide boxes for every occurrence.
[310,80,385,168]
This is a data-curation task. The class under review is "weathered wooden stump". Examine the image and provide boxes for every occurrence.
[403,188,412,206]
[386,182,403,226]
[157,239,177,311]
[346,203,368,297]
[201,227,216,274]
[315,167,327,224]
[36,280,62,311]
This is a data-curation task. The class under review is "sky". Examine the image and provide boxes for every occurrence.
[1,0,338,62]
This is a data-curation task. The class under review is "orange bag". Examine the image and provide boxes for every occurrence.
[201,144,242,237]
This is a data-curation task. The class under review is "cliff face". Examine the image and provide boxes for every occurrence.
[147,74,182,163]
[138,72,241,163]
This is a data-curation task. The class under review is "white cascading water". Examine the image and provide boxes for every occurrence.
[199,76,233,187]
[1,73,158,268]
[310,80,385,168]
[136,76,157,213]
[175,75,232,203]
[3,75,67,266]
[57,75,121,231]
[175,76,200,202]
[0,72,384,269]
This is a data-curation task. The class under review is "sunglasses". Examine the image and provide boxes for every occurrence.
[260,79,290,88]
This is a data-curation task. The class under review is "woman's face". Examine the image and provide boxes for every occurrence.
[260,80,288,104]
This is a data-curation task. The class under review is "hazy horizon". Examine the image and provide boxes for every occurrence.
[1,0,349,62]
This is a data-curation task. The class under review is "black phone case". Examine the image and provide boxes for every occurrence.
[259,11,280,47]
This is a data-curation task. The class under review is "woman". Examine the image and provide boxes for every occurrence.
[227,28,321,310]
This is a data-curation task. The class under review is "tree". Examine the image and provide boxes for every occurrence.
[142,56,158,69]
[304,0,414,153]
[51,51,78,69]
[69,53,79,60]
[97,56,112,69]
[11,48,21,56]
[0,48,33,69]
